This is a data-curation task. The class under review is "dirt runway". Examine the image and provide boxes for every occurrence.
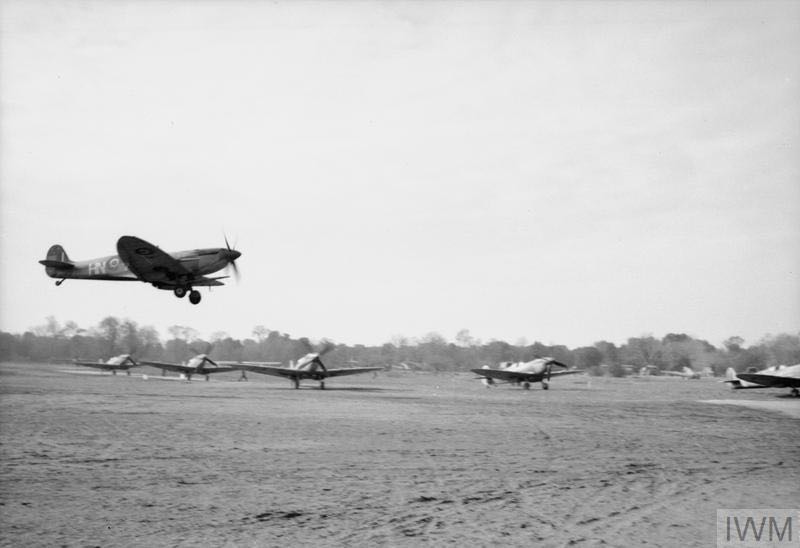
[1,362,797,547]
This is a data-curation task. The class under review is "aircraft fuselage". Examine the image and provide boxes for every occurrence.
[43,248,234,282]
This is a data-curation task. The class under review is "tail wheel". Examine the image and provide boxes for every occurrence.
[174,287,187,298]
[189,290,201,305]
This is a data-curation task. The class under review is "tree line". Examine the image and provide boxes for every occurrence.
[1,316,798,376]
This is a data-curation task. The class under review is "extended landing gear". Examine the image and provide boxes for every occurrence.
[541,381,549,390]
[792,388,799,398]
[174,287,201,304]
[292,378,300,389]
[55,279,66,286]
[319,381,325,390]
[522,382,531,390]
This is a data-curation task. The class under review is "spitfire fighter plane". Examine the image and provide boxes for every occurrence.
[225,345,382,389]
[72,354,140,375]
[724,365,800,397]
[39,235,241,305]
[471,357,584,390]
[140,354,237,381]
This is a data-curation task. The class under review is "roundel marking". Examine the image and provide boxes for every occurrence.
[135,247,155,256]
[109,257,120,270]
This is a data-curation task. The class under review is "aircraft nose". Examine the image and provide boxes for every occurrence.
[227,249,241,261]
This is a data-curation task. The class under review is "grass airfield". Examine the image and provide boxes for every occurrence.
[1,362,798,547]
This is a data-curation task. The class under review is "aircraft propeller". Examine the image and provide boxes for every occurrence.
[318,340,336,357]
[546,359,568,382]
[191,340,215,356]
[224,235,241,281]
[299,338,336,357]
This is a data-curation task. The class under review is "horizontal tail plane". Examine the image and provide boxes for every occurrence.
[39,244,75,269]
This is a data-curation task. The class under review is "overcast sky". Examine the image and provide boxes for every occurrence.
[1,1,798,348]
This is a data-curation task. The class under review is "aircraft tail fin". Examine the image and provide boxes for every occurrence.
[39,245,75,274]
[723,367,742,388]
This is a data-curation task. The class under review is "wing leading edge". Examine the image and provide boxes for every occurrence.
[117,236,190,284]
[736,373,800,388]
[323,367,383,378]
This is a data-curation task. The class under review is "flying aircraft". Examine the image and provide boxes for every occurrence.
[71,354,140,375]
[471,357,584,390]
[39,235,241,305]
[140,354,237,381]
[662,366,702,379]
[225,345,382,389]
[724,365,800,397]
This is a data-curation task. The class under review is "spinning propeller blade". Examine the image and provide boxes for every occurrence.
[223,234,241,281]
[318,341,336,357]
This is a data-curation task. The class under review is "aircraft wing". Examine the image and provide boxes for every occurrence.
[323,367,383,378]
[202,366,237,374]
[225,364,301,378]
[547,369,586,377]
[190,276,227,287]
[73,360,133,370]
[470,368,542,382]
[217,361,282,369]
[117,236,192,285]
[736,373,800,388]
[139,360,191,374]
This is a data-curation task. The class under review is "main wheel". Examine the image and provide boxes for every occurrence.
[174,287,187,298]
[189,290,201,305]
[320,381,325,390]
[293,378,300,389]
[522,381,530,390]
[541,381,549,390]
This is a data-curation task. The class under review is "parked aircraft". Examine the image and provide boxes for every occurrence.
[140,355,236,381]
[39,235,241,305]
[724,365,800,397]
[662,366,701,379]
[471,357,584,390]
[225,345,382,389]
[72,354,140,375]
